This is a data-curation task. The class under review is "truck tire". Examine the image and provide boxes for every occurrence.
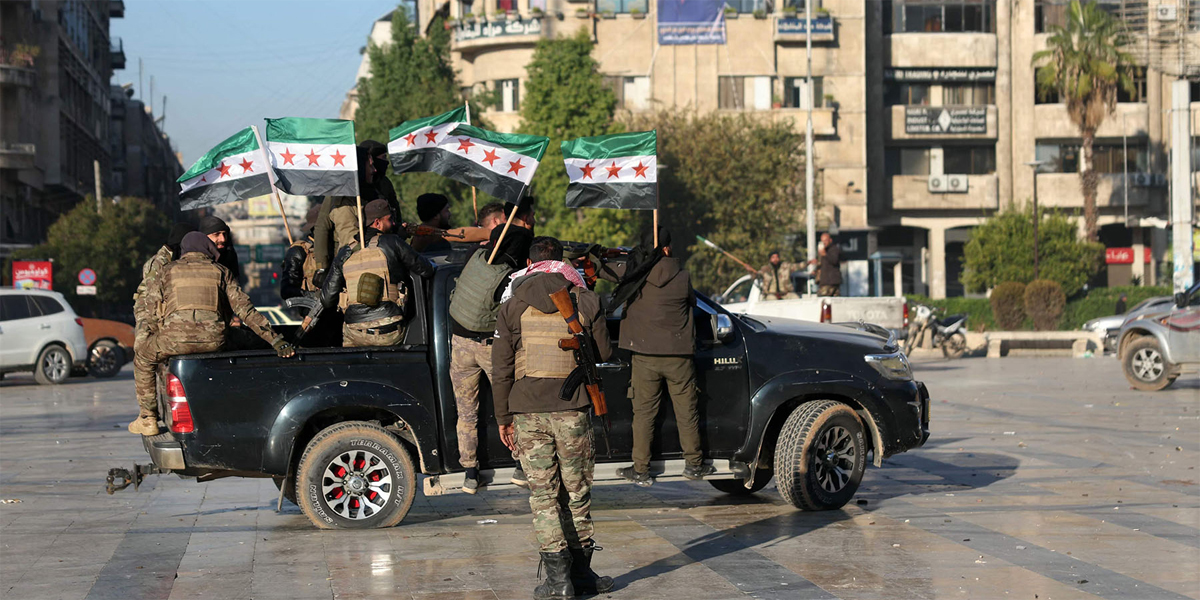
[33,345,71,385]
[774,400,866,511]
[296,421,416,529]
[709,469,772,495]
[1122,336,1178,391]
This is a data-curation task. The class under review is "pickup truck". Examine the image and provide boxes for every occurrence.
[716,274,908,336]
[131,253,930,529]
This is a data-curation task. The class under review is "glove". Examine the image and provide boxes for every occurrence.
[311,269,326,289]
[272,338,296,358]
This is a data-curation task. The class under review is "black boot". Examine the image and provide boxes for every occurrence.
[569,543,614,595]
[534,549,574,599]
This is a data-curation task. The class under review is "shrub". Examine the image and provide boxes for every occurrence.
[990,282,1027,330]
[1025,279,1066,331]
[1059,285,1172,329]
[962,205,1104,297]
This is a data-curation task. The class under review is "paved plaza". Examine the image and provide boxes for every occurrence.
[1,357,1197,599]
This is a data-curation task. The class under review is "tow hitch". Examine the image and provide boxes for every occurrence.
[105,463,169,494]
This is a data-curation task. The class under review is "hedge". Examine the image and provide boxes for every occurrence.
[906,285,1172,332]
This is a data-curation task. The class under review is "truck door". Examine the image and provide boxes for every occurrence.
[1167,283,1200,363]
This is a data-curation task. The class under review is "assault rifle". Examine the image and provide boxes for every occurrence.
[283,296,323,340]
[403,223,466,239]
[548,285,612,456]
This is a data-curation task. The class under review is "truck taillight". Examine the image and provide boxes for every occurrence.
[166,374,194,433]
[820,300,832,323]
[903,302,909,328]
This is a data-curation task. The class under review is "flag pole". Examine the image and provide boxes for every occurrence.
[653,148,660,248]
[487,210,516,265]
[466,101,479,223]
[356,195,365,246]
[250,125,295,245]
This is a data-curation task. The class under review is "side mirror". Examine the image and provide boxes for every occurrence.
[1175,292,1188,309]
[715,314,734,342]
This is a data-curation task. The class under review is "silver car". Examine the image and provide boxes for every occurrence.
[1083,296,1172,353]
[1117,282,1200,391]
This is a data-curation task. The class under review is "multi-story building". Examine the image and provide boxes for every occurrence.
[348,0,1200,297]
[109,84,183,216]
[1,0,123,258]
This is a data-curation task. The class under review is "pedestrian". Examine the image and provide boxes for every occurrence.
[281,205,323,301]
[198,215,242,285]
[492,236,614,599]
[129,232,295,436]
[760,251,803,300]
[447,221,533,493]
[318,199,434,347]
[1115,293,1128,314]
[311,140,401,275]
[810,232,842,297]
[603,227,712,486]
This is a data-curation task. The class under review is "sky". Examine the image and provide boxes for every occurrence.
[111,0,400,167]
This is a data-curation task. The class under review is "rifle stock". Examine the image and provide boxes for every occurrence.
[548,286,608,419]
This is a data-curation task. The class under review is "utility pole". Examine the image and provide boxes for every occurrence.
[1169,80,1194,292]
[93,160,102,213]
[803,0,815,294]
[1025,160,1048,280]
[138,57,143,101]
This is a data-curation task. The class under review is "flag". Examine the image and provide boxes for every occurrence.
[265,117,358,196]
[177,128,273,211]
[389,112,548,204]
[561,131,657,210]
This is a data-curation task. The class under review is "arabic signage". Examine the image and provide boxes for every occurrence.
[885,67,996,82]
[775,16,834,40]
[658,0,726,45]
[1105,247,1152,265]
[255,244,287,263]
[454,17,543,43]
[12,261,52,290]
[905,106,987,134]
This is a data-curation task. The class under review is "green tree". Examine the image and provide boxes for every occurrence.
[9,197,172,316]
[1032,0,1135,241]
[962,205,1103,297]
[518,29,636,245]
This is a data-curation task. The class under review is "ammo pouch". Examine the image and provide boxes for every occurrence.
[356,272,385,307]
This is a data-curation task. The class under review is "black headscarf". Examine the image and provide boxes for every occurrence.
[180,232,220,260]
[488,224,534,269]
[198,215,229,235]
[166,222,196,257]
[609,226,672,316]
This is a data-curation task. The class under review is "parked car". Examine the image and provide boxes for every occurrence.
[1083,296,1172,353]
[1117,282,1200,391]
[0,288,89,384]
[80,318,136,378]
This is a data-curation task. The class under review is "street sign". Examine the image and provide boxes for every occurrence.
[234,244,252,263]
[905,107,987,135]
[255,244,287,263]
[77,268,96,286]
[76,285,97,295]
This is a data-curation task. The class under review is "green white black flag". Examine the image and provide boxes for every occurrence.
[562,130,657,210]
[177,128,273,211]
[265,117,358,197]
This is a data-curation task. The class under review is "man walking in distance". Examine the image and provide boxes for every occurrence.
[318,199,434,348]
[809,232,842,297]
[759,251,803,300]
[492,237,614,599]
[281,206,322,301]
[604,228,713,486]
[448,221,533,493]
[129,233,296,435]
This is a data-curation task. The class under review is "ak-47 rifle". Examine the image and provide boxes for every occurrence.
[548,285,612,456]
[567,243,626,288]
[403,223,467,239]
[283,296,323,340]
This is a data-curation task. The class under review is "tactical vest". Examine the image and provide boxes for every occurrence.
[162,255,222,317]
[329,205,360,250]
[515,302,582,380]
[448,248,513,333]
[290,238,318,292]
[339,237,404,310]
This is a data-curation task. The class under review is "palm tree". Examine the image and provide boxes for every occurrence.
[1032,0,1135,242]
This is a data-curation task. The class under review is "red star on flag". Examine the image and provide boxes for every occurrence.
[579,162,595,180]
[424,130,440,144]
[217,161,232,178]
[331,150,347,167]
[404,133,417,147]
[507,158,525,176]
[239,158,254,173]
[279,147,296,165]
[605,162,622,179]
[481,148,500,166]
[632,161,648,179]
[456,138,475,154]
[304,150,321,166]
[200,176,206,183]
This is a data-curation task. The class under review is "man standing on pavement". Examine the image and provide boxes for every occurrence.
[809,232,842,297]
[318,199,434,347]
[492,237,614,599]
[760,251,802,300]
[604,228,712,486]
[129,232,295,436]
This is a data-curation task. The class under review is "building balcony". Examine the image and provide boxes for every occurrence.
[773,15,835,43]
[110,0,125,18]
[885,33,997,68]
[1032,103,1148,140]
[0,142,36,170]
[1035,173,1154,209]
[450,17,548,54]
[887,104,997,141]
[0,65,36,88]
[111,38,125,70]
[891,174,998,210]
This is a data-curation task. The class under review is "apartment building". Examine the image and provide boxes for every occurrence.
[108,84,183,216]
[349,0,1200,297]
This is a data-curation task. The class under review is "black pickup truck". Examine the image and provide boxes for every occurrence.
[133,252,930,529]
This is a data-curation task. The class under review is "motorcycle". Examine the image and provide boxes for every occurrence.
[905,303,969,359]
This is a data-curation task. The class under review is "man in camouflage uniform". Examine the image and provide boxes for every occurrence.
[492,237,614,599]
[128,233,295,435]
[131,223,195,425]
[759,251,804,300]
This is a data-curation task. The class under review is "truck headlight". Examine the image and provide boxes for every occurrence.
[865,352,913,381]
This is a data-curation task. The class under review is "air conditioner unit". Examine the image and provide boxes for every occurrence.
[1156,4,1177,21]
[1130,172,1153,187]
[1152,173,1168,187]
[927,175,947,193]
[945,174,969,193]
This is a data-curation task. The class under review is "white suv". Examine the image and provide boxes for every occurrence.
[0,288,89,384]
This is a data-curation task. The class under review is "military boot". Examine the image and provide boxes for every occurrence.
[533,549,574,600]
[127,409,162,436]
[569,543,614,595]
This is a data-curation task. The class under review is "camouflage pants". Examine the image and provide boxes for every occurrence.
[515,409,594,552]
[133,332,221,415]
[452,335,494,469]
[343,316,405,347]
[818,285,841,297]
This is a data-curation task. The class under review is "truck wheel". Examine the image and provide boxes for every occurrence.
[33,345,71,385]
[88,340,123,378]
[709,469,772,495]
[774,400,866,511]
[296,422,416,529]
[1123,337,1178,391]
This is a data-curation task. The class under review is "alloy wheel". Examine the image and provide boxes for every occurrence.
[812,425,856,493]
[41,348,69,382]
[321,449,393,520]
[1132,347,1164,382]
[91,345,118,375]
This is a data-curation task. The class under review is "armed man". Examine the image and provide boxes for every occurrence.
[129,232,295,436]
[199,216,243,285]
[318,199,434,347]
[492,236,614,599]
[312,140,400,275]
[131,222,196,418]
[759,250,803,300]
[281,205,322,301]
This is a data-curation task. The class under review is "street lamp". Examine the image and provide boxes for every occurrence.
[1025,160,1049,280]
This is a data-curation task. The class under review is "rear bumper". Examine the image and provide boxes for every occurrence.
[142,432,186,470]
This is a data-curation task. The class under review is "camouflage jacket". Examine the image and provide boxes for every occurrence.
[143,252,280,346]
[133,245,174,331]
[759,262,803,298]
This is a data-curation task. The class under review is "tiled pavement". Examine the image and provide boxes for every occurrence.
[1,357,1197,599]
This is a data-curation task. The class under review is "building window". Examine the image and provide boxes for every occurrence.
[942,83,994,105]
[1116,67,1147,103]
[1035,143,1078,173]
[605,75,651,111]
[1034,68,1061,104]
[596,0,649,14]
[885,82,930,105]
[718,76,775,111]
[1191,139,1200,172]
[496,79,519,112]
[943,145,995,174]
[886,147,932,176]
[496,0,513,12]
[1192,80,1200,103]
[784,77,826,109]
[885,1,995,34]
[727,0,771,13]
[1036,0,1122,33]
[1092,143,1149,174]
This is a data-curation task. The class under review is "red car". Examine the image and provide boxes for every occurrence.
[79,318,135,378]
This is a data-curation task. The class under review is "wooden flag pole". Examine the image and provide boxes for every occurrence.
[487,213,515,265]
[356,195,366,247]
[466,100,479,224]
[251,125,295,245]
[652,156,661,248]
[653,209,659,248]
